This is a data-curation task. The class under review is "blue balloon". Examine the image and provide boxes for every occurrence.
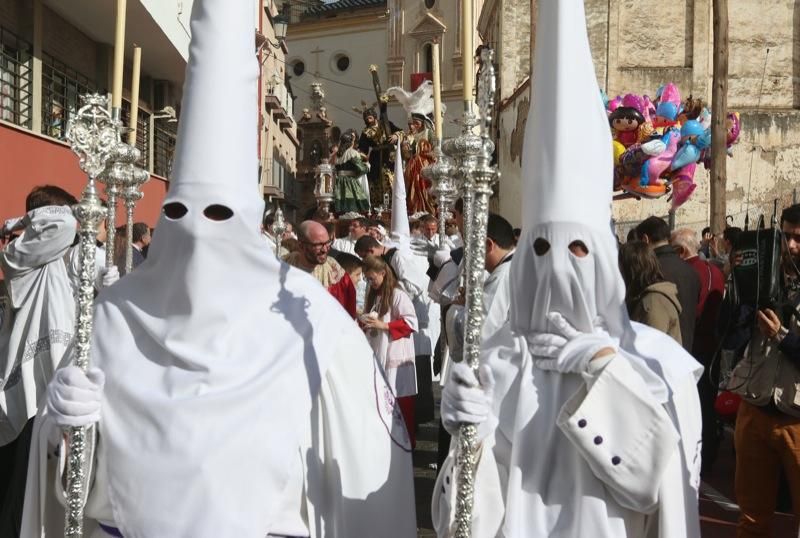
[696,130,712,150]
[671,144,701,171]
[656,102,678,121]
[681,120,705,138]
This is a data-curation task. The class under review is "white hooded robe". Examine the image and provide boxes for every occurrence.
[431,0,702,536]
[20,0,416,535]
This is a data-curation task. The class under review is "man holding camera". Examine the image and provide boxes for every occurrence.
[728,203,800,537]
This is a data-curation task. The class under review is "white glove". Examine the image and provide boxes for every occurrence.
[441,362,496,440]
[2,216,25,235]
[99,265,120,287]
[46,366,104,428]
[529,312,617,374]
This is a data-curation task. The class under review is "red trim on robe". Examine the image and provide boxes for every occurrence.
[387,318,414,341]
[328,273,357,319]
[397,395,416,449]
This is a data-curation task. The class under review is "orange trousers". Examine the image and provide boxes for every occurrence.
[734,400,800,537]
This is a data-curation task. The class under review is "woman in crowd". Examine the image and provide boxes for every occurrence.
[360,255,419,447]
[619,240,683,345]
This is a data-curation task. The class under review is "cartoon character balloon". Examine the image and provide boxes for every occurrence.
[609,107,646,148]
[609,82,741,208]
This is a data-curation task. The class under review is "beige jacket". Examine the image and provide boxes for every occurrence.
[628,281,683,346]
[728,294,800,417]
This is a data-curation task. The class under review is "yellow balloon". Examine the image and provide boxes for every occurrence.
[612,140,625,165]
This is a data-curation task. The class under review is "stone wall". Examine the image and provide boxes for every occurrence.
[497,0,531,101]
[729,0,796,109]
[497,91,529,226]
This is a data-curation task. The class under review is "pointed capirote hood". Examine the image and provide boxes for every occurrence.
[509,0,702,407]
[509,0,622,337]
[165,0,262,225]
[89,1,349,535]
[391,139,411,240]
[522,0,612,229]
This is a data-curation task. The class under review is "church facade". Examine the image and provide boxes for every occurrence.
[285,0,483,138]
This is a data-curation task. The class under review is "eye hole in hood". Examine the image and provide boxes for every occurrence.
[568,240,589,257]
[533,238,551,256]
[163,202,188,220]
[203,204,233,221]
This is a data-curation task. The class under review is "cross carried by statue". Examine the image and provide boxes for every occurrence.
[356,65,402,209]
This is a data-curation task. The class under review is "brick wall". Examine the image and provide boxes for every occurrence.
[42,6,98,82]
[0,0,32,41]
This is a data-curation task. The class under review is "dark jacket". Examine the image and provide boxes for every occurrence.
[653,244,701,353]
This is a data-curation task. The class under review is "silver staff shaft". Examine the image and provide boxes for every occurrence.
[104,108,122,269]
[125,199,134,273]
[64,94,116,538]
[104,188,118,269]
[442,47,499,538]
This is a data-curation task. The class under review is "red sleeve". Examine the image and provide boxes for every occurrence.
[328,274,357,319]
[388,318,414,340]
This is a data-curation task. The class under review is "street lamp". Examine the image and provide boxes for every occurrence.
[273,13,288,44]
[259,8,289,55]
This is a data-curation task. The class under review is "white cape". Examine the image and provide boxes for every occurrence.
[21,307,417,538]
[0,206,76,446]
[432,322,702,538]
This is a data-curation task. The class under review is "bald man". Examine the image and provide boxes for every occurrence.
[285,220,357,318]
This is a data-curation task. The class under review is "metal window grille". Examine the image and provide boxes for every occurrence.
[153,120,177,178]
[41,52,96,140]
[121,100,151,169]
[0,26,33,128]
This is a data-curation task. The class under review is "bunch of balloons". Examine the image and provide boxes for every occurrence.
[604,83,741,210]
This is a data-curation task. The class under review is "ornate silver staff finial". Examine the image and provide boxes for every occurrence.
[98,138,141,269]
[63,92,113,538]
[422,140,457,246]
[120,159,150,274]
[270,203,287,253]
[441,46,500,538]
[113,140,150,275]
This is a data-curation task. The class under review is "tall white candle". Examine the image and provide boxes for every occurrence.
[461,0,473,103]
[111,0,127,111]
[432,40,443,140]
[128,46,141,146]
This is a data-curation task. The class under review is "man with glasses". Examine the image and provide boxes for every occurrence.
[727,203,800,536]
[285,220,357,318]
